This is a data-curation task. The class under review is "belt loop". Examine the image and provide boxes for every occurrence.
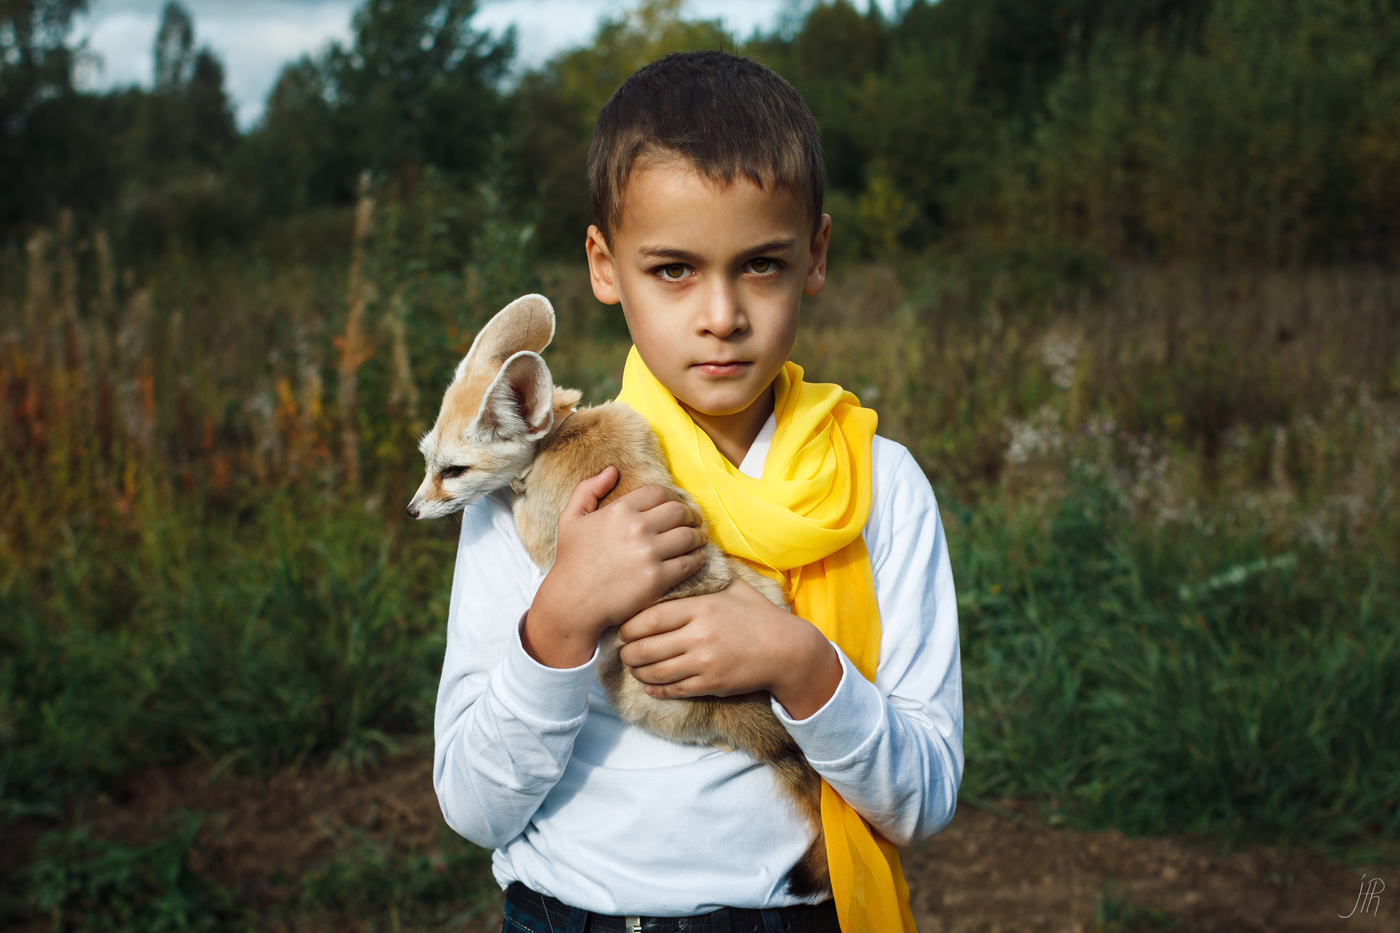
[709,906,732,933]
[759,909,785,933]
[565,904,589,933]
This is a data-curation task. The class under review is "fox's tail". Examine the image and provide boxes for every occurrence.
[769,746,830,897]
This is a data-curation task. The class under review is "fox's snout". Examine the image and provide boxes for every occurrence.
[405,470,462,521]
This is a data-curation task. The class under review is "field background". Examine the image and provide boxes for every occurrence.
[1,0,1398,930]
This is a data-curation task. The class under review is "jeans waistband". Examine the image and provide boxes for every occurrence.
[503,882,840,933]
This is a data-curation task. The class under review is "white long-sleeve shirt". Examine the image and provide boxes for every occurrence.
[433,420,963,916]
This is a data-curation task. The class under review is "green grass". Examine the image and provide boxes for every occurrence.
[1095,878,1177,931]
[295,824,498,929]
[4,811,497,932]
[0,495,457,820]
[954,476,1400,857]
[15,812,248,932]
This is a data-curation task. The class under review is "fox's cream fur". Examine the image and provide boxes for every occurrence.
[407,294,829,897]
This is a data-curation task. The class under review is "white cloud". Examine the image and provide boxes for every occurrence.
[78,11,161,88]
[77,1,356,127]
[197,5,355,127]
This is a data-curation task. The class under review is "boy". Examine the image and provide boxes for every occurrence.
[433,51,962,932]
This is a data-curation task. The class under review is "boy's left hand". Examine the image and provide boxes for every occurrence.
[616,577,844,720]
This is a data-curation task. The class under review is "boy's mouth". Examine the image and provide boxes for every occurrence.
[692,361,750,377]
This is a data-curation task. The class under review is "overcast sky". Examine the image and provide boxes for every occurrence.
[72,1,898,129]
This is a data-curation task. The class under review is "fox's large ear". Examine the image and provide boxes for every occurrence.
[474,351,555,441]
[454,294,555,383]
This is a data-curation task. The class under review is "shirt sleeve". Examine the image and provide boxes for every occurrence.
[771,439,964,846]
[432,491,600,849]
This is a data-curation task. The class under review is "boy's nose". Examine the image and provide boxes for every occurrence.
[698,281,746,337]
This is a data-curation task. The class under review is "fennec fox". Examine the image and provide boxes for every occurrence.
[407,294,829,897]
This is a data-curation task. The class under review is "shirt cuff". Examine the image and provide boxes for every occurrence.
[771,645,885,764]
[490,613,599,724]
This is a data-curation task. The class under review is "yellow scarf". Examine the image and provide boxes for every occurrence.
[617,348,917,933]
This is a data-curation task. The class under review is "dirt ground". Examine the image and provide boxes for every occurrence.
[3,751,1391,933]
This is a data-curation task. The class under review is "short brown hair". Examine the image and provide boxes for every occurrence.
[587,51,826,242]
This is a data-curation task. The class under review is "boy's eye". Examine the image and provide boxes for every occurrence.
[440,465,470,480]
[746,258,779,275]
[658,263,690,281]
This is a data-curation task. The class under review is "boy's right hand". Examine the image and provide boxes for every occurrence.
[523,466,708,669]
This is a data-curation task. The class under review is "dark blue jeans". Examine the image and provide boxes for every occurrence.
[500,883,835,933]
[501,896,589,933]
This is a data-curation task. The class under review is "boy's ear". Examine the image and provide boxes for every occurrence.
[586,225,621,305]
[803,214,832,297]
[455,294,555,383]
[475,350,556,441]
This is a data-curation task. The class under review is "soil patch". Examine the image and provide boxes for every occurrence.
[905,800,1389,932]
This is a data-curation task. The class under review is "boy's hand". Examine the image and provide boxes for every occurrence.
[616,577,844,720]
[524,466,709,669]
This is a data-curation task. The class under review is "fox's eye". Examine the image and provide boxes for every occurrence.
[658,263,690,281]
[439,465,469,480]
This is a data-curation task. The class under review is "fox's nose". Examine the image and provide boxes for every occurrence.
[406,503,420,519]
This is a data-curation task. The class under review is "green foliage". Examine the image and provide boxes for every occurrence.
[296,824,496,925]
[146,36,238,171]
[459,136,541,317]
[0,0,91,230]
[1095,879,1177,931]
[242,0,513,217]
[9,0,1400,264]
[239,57,344,214]
[328,0,513,181]
[992,0,1400,263]
[20,812,247,932]
[0,496,455,817]
[955,478,1400,852]
[761,0,888,191]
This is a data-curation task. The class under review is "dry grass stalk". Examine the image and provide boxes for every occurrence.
[24,230,51,367]
[338,172,376,489]
[90,316,114,480]
[94,230,117,322]
[57,209,84,372]
[116,288,156,454]
[289,274,325,478]
[385,290,419,423]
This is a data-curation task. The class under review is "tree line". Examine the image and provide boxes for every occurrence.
[4,0,1399,266]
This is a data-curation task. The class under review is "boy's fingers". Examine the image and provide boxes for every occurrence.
[564,466,619,517]
[616,484,685,516]
[658,546,708,592]
[629,657,694,687]
[653,525,708,561]
[635,498,698,534]
[618,629,688,670]
[644,676,708,699]
[619,599,691,642]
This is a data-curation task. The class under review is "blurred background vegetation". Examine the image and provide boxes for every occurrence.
[1,0,1397,928]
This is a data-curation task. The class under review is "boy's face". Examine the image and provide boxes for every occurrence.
[586,159,831,429]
